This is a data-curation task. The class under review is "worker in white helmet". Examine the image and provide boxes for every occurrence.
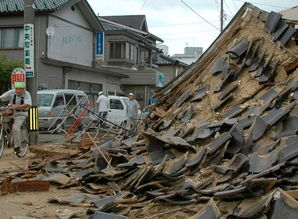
[127,93,140,131]
[96,91,108,127]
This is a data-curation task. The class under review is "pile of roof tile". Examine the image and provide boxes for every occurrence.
[1,3,298,219]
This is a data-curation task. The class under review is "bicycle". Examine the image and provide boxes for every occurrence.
[0,106,29,158]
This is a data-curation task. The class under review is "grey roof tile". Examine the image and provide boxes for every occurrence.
[102,15,146,30]
[0,0,72,13]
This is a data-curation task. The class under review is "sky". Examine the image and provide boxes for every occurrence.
[88,0,297,55]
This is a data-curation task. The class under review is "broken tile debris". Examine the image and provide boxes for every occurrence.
[279,26,296,46]
[265,11,282,33]
[190,85,210,102]
[90,211,127,219]
[227,41,250,58]
[249,148,280,173]
[218,83,238,101]
[211,58,226,76]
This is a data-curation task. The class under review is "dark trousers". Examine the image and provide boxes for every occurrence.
[99,111,108,127]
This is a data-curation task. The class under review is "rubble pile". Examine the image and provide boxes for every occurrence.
[1,3,298,219]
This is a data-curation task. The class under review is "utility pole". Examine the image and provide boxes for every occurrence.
[24,0,38,144]
[220,0,224,32]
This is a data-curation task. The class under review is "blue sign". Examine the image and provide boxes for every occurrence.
[156,72,165,87]
[26,71,34,77]
[150,98,157,104]
[96,32,104,62]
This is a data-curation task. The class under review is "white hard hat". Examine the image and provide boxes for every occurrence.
[98,91,104,95]
[128,93,134,96]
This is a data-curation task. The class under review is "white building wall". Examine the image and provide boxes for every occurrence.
[47,16,93,67]
[52,4,92,29]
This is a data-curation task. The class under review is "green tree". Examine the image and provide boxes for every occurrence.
[0,55,23,94]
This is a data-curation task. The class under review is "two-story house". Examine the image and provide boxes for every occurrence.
[98,15,165,106]
[155,53,188,85]
[0,0,126,103]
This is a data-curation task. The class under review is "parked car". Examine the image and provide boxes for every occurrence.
[37,89,91,131]
[93,95,140,127]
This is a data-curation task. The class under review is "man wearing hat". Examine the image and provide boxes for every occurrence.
[127,93,140,131]
[0,81,32,153]
[96,91,108,127]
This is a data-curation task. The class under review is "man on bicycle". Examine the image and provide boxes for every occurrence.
[0,81,32,153]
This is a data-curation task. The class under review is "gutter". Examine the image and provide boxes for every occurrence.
[41,58,129,78]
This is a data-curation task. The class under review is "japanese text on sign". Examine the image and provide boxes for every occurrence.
[96,32,104,63]
[11,68,26,89]
[24,24,35,77]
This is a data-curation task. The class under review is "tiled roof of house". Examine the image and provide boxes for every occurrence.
[101,15,146,31]
[156,54,188,67]
[280,6,298,21]
[99,16,163,42]
[0,0,72,13]
[101,21,124,31]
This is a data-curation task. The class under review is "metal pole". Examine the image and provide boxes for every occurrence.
[220,0,224,32]
[24,0,38,144]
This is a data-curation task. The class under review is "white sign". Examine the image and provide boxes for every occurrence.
[47,17,93,67]
[11,68,26,89]
[24,24,35,77]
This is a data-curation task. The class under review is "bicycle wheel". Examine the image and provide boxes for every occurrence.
[16,124,29,158]
[0,127,5,158]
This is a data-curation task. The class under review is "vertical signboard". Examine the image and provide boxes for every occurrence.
[11,68,26,89]
[24,24,34,77]
[96,32,104,63]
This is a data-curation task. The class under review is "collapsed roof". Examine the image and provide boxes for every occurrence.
[133,2,298,217]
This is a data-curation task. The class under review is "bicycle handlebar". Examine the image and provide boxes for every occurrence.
[0,106,9,111]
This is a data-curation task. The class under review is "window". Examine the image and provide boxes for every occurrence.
[3,28,14,48]
[64,94,77,106]
[68,80,102,107]
[37,94,54,107]
[110,99,124,110]
[68,80,80,90]
[109,42,125,59]
[122,97,129,107]
[126,43,136,61]
[91,84,101,93]
[140,50,149,63]
[79,82,90,93]
[109,41,136,61]
[16,28,24,48]
[78,95,89,106]
[0,27,24,49]
[68,80,102,95]
[53,95,64,107]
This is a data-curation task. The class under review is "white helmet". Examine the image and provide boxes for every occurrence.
[128,93,134,96]
[98,91,104,95]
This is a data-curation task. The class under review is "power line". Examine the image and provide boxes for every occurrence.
[225,13,233,20]
[180,0,220,31]
[150,20,219,27]
[163,34,217,41]
[163,37,198,41]
[230,0,239,11]
[156,28,216,36]
[139,0,149,13]
[223,0,235,16]
[234,0,288,9]
[214,0,220,12]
